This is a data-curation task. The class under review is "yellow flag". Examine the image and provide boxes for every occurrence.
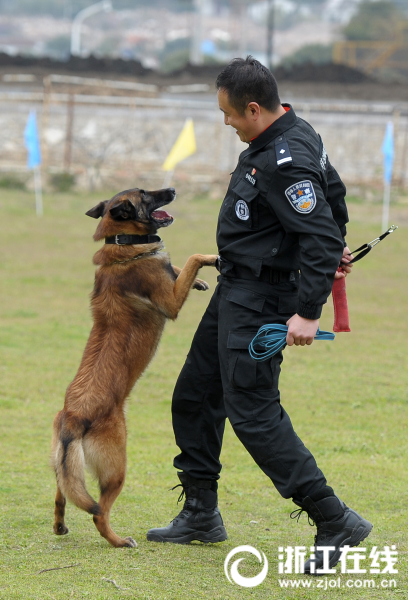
[162,118,196,171]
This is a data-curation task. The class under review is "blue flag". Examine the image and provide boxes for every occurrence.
[382,121,394,185]
[24,110,42,169]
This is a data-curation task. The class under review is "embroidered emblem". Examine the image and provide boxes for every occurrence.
[245,172,256,186]
[235,199,250,220]
[251,168,256,175]
[284,180,316,214]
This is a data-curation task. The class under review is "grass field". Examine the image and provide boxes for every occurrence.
[0,188,407,599]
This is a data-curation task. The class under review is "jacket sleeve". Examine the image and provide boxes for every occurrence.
[326,161,349,245]
[267,167,344,320]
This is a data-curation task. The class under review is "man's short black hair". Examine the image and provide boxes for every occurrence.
[215,56,280,115]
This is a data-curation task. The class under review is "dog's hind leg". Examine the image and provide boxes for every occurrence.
[52,411,69,535]
[84,412,137,548]
[51,410,100,520]
[53,486,69,535]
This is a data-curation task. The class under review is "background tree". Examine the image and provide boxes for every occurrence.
[281,43,333,68]
[344,1,406,41]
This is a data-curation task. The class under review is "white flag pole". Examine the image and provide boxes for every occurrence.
[382,180,390,232]
[162,169,174,188]
[381,121,394,233]
[34,165,43,216]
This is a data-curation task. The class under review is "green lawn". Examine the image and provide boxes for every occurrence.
[0,188,407,599]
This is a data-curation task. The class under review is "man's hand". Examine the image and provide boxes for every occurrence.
[335,246,354,279]
[286,314,319,346]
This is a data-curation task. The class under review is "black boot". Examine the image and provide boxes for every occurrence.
[292,490,373,575]
[146,473,228,544]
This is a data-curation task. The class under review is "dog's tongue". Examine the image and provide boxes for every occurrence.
[151,209,172,220]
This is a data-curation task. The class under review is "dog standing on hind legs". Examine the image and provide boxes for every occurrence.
[51,186,217,548]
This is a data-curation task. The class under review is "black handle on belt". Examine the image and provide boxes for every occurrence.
[341,225,398,266]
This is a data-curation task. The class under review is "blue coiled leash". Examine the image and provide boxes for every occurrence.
[249,324,335,361]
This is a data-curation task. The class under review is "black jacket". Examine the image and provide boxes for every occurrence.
[216,104,349,320]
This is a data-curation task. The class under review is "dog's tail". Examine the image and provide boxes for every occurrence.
[52,412,100,515]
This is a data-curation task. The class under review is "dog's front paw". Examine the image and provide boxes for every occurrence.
[193,278,209,291]
[202,254,219,267]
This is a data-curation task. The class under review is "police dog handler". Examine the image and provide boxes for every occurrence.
[147,57,372,573]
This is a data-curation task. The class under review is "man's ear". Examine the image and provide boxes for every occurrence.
[109,199,137,221]
[247,101,260,119]
[85,200,108,219]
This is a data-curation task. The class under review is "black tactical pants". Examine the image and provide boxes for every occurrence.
[172,275,327,500]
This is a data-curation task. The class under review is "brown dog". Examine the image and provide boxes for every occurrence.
[51,187,217,548]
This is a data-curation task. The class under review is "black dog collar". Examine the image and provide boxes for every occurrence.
[105,234,162,246]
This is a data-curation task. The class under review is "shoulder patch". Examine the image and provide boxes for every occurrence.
[275,136,292,166]
[284,180,316,214]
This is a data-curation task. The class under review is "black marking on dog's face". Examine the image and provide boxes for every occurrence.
[109,199,137,221]
[89,188,176,235]
[145,187,176,229]
[107,187,176,231]
[86,200,109,219]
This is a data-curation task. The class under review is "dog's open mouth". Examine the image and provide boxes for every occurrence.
[150,209,174,227]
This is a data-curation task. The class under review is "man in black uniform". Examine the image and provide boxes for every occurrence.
[147,57,372,573]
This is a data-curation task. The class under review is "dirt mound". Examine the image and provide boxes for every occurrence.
[0,52,376,86]
[273,62,374,84]
[169,61,373,84]
[170,62,229,79]
[0,52,151,77]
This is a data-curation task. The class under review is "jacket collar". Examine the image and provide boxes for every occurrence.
[240,104,296,158]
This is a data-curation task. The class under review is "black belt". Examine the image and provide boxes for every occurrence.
[226,263,298,284]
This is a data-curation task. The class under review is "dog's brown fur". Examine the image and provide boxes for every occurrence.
[51,187,217,548]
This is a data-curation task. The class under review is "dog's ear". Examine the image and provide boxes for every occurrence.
[109,199,137,221]
[86,200,108,219]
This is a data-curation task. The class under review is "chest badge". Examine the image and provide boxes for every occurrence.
[235,199,250,220]
[245,170,256,186]
[284,180,316,214]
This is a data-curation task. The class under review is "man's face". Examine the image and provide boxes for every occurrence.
[217,88,255,143]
